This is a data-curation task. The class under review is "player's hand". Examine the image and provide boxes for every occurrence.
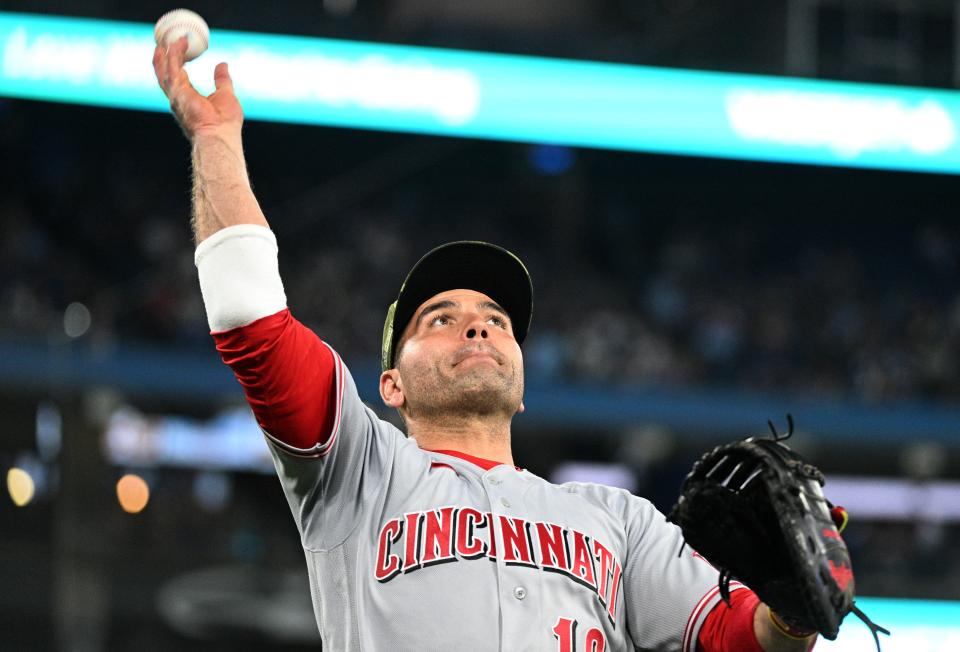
[152,36,243,139]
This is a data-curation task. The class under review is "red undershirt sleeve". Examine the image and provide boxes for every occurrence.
[697,589,765,652]
[212,308,338,451]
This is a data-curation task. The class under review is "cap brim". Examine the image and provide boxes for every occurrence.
[382,241,533,371]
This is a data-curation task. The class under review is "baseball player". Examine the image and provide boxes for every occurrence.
[154,38,831,651]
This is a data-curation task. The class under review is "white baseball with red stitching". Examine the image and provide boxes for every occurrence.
[154,9,210,62]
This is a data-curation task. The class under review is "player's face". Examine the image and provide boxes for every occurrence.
[389,289,525,420]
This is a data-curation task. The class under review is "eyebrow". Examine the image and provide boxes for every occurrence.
[415,300,458,330]
[415,299,511,329]
[478,300,510,323]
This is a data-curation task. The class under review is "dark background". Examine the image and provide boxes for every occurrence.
[2,1,959,649]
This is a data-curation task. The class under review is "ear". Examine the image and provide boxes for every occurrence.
[380,369,405,409]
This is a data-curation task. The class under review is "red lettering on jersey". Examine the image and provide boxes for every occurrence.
[553,616,577,651]
[593,540,615,607]
[373,506,626,616]
[486,512,498,561]
[456,508,487,559]
[569,531,597,590]
[585,627,606,652]
[374,517,404,583]
[402,512,424,573]
[605,560,622,624]
[422,507,457,567]
[536,522,569,572]
[499,515,536,567]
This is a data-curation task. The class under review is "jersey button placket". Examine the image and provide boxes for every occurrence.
[490,471,538,651]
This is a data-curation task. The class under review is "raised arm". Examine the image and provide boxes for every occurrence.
[152,37,268,244]
[152,38,336,451]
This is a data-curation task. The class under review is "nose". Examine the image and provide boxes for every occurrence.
[464,320,489,341]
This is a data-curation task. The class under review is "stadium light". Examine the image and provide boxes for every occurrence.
[3,11,960,174]
[6,467,35,507]
[116,473,150,514]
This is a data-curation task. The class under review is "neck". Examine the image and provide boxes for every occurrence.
[406,414,514,466]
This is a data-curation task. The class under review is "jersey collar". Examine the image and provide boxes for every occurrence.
[429,449,522,472]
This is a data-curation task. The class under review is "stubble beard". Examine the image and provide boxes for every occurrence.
[401,357,524,423]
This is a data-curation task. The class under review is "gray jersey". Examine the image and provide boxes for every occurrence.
[266,346,735,652]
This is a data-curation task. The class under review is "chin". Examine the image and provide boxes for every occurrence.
[452,368,507,392]
[451,378,521,415]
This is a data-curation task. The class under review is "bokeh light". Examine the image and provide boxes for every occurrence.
[63,301,91,338]
[193,471,231,512]
[116,473,150,514]
[7,468,36,507]
[323,0,357,17]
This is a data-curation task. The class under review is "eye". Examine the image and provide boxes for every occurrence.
[487,315,508,329]
[430,314,451,327]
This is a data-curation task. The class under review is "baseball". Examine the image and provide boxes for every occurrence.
[154,9,210,62]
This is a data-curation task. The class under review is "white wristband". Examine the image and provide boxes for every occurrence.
[194,224,287,331]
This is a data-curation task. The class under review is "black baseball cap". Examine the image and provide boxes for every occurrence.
[381,241,534,371]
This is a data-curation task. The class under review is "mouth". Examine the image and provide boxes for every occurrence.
[452,345,505,367]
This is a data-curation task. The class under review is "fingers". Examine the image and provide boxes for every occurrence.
[167,36,189,79]
[213,62,233,93]
[153,37,188,95]
[164,37,190,95]
[152,43,163,79]
[151,37,240,137]
[152,44,167,91]
[163,39,208,119]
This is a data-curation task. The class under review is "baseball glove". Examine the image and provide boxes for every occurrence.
[668,416,889,650]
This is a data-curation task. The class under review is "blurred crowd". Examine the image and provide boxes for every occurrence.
[3,8,959,649]
[2,99,959,405]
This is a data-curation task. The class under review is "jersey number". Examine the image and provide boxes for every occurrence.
[552,616,606,652]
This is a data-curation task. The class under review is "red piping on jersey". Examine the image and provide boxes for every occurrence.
[682,581,746,652]
[429,462,457,473]
[684,584,721,652]
[428,449,522,472]
[259,345,346,458]
[696,588,767,652]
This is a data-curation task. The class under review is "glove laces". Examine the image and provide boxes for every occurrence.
[849,603,891,652]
